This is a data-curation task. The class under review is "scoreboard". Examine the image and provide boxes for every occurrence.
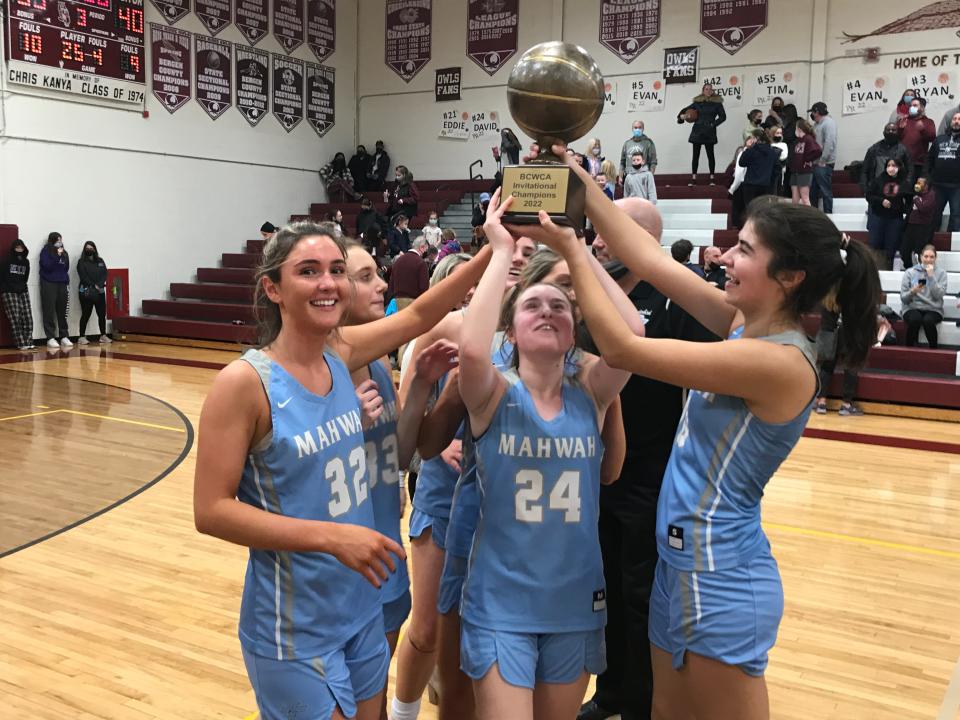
[5,0,146,105]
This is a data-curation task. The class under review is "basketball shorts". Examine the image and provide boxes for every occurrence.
[437,552,468,615]
[382,589,412,634]
[648,554,783,677]
[460,620,606,689]
[408,508,448,551]
[242,613,390,719]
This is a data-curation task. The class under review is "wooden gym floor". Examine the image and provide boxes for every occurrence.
[0,341,958,720]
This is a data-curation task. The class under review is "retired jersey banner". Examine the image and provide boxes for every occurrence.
[701,71,744,107]
[272,54,304,131]
[385,1,431,82]
[305,62,335,136]
[626,73,665,112]
[700,0,767,55]
[466,0,518,76]
[151,24,192,113]
[150,0,190,25]
[234,0,269,44]
[195,35,232,119]
[599,0,660,64]
[196,0,232,35]
[306,0,336,62]
[235,45,269,125]
[273,0,305,53]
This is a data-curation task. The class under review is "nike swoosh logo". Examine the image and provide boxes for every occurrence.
[277,397,293,408]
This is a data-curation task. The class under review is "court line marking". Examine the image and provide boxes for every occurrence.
[937,656,960,720]
[0,409,64,422]
[0,408,184,433]
[764,522,960,560]
[243,713,258,720]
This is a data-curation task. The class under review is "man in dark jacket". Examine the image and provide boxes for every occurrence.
[0,239,34,350]
[348,145,371,193]
[367,140,391,191]
[927,112,960,232]
[677,83,726,185]
[386,235,429,311]
[861,123,914,193]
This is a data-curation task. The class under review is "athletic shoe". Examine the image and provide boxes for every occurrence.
[815,401,827,414]
[17,345,31,351]
[839,404,864,416]
[709,174,716,185]
[78,337,90,345]
[688,175,697,187]
[99,335,112,344]
[60,337,73,349]
[46,338,59,349]
[577,700,618,720]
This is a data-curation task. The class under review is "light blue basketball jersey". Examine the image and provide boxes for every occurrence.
[462,371,606,633]
[237,349,383,660]
[412,371,462,520]
[365,360,410,604]
[656,329,818,572]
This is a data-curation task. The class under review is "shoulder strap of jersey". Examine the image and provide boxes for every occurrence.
[240,348,272,400]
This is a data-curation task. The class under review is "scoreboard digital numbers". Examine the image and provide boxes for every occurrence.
[6,0,146,106]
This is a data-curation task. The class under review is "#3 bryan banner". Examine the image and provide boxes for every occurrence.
[751,67,799,108]
[234,0,268,45]
[235,44,269,125]
[196,0,232,35]
[599,0,660,64]
[306,0,335,63]
[700,0,767,55]
[701,70,744,107]
[195,35,232,119]
[305,62,335,137]
[466,0,518,77]
[842,76,891,116]
[272,53,304,131]
[151,24,191,113]
[903,70,957,112]
[625,73,665,112]
[439,109,470,139]
[385,1,431,82]
[150,0,190,25]
[273,0,305,53]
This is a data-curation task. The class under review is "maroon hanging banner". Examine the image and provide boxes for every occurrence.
[151,24,192,113]
[150,0,190,25]
[599,0,660,64]
[700,0,767,55]
[195,35,232,119]
[235,45,269,125]
[385,1,431,83]
[306,0,336,63]
[273,0,305,53]
[196,0,232,35]
[234,0,269,45]
[305,62,335,136]
[466,0,518,76]
[272,54,304,131]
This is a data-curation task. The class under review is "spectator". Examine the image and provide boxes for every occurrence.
[677,83,726,185]
[618,120,658,180]
[318,152,359,203]
[367,140,391,192]
[387,213,411,256]
[436,228,462,262]
[790,119,822,206]
[39,232,71,349]
[728,136,756,227]
[259,222,276,241]
[738,129,781,208]
[900,244,947,348]
[522,142,540,164]
[808,101,837,213]
[623,149,657,203]
[600,160,618,196]
[898,97,937,179]
[584,137,604,178]
[364,224,388,261]
[500,128,522,166]
[670,239,705,277]
[356,197,382,239]
[384,164,420,220]
[860,123,914,194]
[902,177,938,266]
[866,158,910,269]
[743,109,764,143]
[0,239,34,350]
[422,210,443,249]
[596,173,614,200]
[386,235,430,311]
[701,245,727,288]
[779,103,800,194]
[472,191,491,229]
[769,126,789,195]
[347,144,371,192]
[938,102,960,136]
[76,240,110,344]
[927,112,960,232]
[889,87,918,124]
[814,303,863,416]
[762,96,785,129]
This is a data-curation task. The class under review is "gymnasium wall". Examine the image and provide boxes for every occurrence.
[0,0,357,336]
[356,0,960,180]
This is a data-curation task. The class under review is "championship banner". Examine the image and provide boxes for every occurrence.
[700,0,767,55]
[602,80,618,114]
[306,0,335,63]
[273,0,305,53]
[195,35,232,119]
[385,1,431,82]
[625,73,665,112]
[466,0,518,76]
[842,76,890,116]
[272,53,304,131]
[470,109,501,140]
[435,67,461,102]
[701,71,744,107]
[599,0,660,64]
[151,24,191,113]
[904,70,957,112]
[235,45,269,125]
[150,0,190,25]
[750,67,799,108]
[234,0,268,44]
[439,109,470,139]
[196,0,232,35]
[663,46,697,85]
[305,62,335,136]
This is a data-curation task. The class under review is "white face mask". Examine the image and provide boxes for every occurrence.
[429,218,438,225]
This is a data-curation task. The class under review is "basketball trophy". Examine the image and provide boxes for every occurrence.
[501,41,605,229]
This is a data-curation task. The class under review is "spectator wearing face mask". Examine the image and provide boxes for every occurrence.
[356,197,383,240]
[897,97,937,179]
[927,112,960,232]
[861,123,914,194]
[384,165,419,221]
[39,232,71,348]
[762,96,785,129]
[0,239,35,350]
[902,178,938,265]
[768,126,789,194]
[789,119,822,207]
[584,137,605,179]
[890,87,919,124]
[743,109,764,143]
[808,102,837,213]
[738,129,781,208]
[422,211,443,249]
[865,158,910,269]
[622,150,657,203]
[367,140,391,192]
[76,241,110,344]
[701,246,726,289]
[778,104,800,193]
[619,120,658,181]
[348,145,371,193]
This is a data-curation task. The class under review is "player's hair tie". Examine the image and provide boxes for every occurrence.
[839,233,850,265]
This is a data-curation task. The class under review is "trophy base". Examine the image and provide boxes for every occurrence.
[500,162,585,230]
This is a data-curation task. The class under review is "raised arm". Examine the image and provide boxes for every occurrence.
[394,339,459,468]
[417,367,467,459]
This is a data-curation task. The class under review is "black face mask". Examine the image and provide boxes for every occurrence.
[810,113,817,121]
[883,132,899,144]
[84,249,95,256]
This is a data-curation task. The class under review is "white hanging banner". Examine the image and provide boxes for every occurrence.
[750,67,800,108]
[626,73,666,113]
[439,109,470,140]
[700,70,744,107]
[603,80,619,114]
[842,75,891,116]
[903,70,957,112]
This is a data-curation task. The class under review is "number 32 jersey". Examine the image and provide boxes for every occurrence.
[462,371,606,634]
[236,348,381,660]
